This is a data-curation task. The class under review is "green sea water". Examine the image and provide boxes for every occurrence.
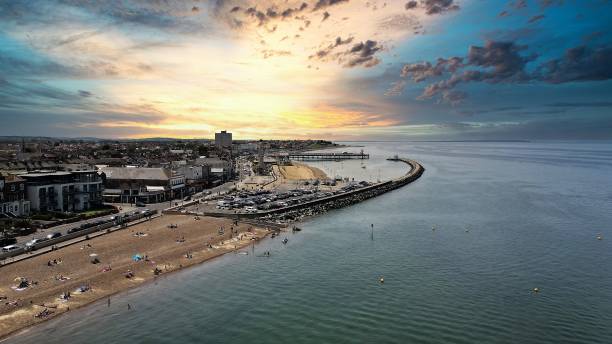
[6,141,612,344]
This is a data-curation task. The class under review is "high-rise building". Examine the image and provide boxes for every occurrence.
[215,130,232,148]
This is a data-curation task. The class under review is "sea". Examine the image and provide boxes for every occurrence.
[5,141,612,344]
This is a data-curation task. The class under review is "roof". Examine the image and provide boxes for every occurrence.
[100,167,171,181]
[20,171,72,178]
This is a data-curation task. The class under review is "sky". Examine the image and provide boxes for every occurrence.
[0,0,611,140]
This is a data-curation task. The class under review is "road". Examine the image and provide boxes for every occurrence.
[10,181,237,246]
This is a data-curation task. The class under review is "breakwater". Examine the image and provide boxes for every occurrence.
[180,158,424,223]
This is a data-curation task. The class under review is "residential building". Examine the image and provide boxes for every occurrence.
[215,130,232,148]
[21,170,103,213]
[0,174,30,217]
[100,167,185,204]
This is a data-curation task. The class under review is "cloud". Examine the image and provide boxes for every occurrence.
[312,0,350,12]
[399,40,612,104]
[547,101,612,108]
[384,80,406,96]
[78,90,93,97]
[535,45,612,83]
[405,0,459,15]
[232,2,310,26]
[401,57,463,81]
[343,40,382,68]
[528,14,545,23]
[309,36,354,60]
[400,40,538,101]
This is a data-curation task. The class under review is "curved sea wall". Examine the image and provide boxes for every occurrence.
[194,158,424,221]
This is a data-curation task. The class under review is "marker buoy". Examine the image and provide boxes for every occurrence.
[379,277,384,284]
[533,287,539,293]
[597,235,602,240]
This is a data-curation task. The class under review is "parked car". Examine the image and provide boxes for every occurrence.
[135,201,146,207]
[46,232,62,240]
[67,227,83,234]
[25,238,48,248]
[244,206,257,213]
[0,237,17,246]
[2,244,21,253]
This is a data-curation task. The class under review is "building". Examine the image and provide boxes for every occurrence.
[194,157,233,181]
[174,164,209,194]
[21,170,103,213]
[100,167,185,204]
[0,175,30,217]
[215,130,232,148]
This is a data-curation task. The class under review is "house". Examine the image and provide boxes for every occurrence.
[100,167,185,204]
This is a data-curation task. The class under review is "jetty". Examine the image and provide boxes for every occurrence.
[273,151,369,161]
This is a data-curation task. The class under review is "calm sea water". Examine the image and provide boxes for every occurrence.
[6,142,612,344]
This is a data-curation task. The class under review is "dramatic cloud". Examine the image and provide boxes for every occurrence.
[343,40,382,67]
[400,41,535,102]
[405,0,460,15]
[399,40,612,104]
[535,45,612,83]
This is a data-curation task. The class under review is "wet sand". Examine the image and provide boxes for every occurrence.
[0,214,269,340]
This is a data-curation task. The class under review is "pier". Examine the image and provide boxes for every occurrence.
[275,151,370,161]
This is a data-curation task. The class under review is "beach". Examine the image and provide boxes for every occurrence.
[0,214,268,339]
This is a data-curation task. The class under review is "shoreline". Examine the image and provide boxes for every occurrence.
[0,232,271,343]
[0,215,273,341]
[1,158,424,341]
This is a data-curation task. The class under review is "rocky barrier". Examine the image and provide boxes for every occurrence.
[191,158,424,223]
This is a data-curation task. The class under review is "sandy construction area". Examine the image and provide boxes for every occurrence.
[0,214,268,339]
[277,162,327,180]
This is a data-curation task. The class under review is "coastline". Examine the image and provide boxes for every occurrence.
[1,158,424,341]
[0,214,271,341]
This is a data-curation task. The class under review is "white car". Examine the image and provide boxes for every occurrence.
[244,206,257,213]
[2,245,21,253]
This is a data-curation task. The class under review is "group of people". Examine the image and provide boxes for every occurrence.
[47,258,63,266]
